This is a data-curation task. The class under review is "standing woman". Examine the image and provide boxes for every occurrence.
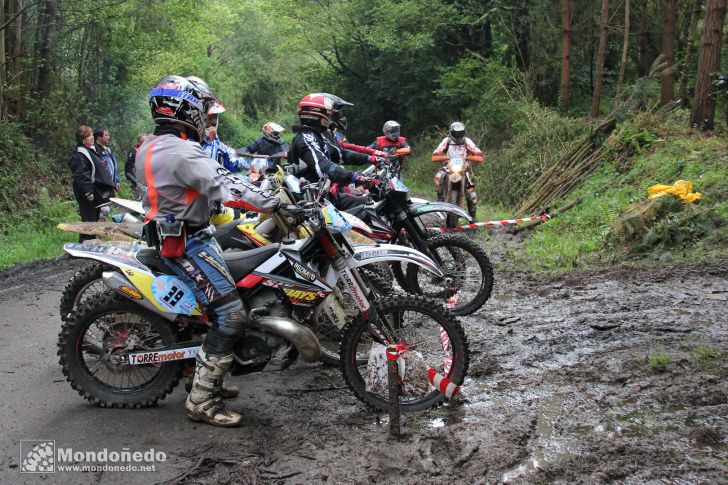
[67,125,115,241]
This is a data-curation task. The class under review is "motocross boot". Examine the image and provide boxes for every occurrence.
[185,348,242,427]
[185,372,239,399]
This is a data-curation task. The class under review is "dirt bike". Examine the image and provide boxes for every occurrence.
[441,155,477,228]
[240,151,287,186]
[322,160,494,316]
[57,200,469,413]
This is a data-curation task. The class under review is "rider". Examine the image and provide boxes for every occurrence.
[370,120,411,176]
[137,75,298,427]
[431,121,483,219]
[192,78,249,174]
[240,122,288,172]
[286,93,375,209]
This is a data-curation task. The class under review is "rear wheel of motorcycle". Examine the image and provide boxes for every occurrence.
[59,263,111,322]
[340,294,469,413]
[58,291,183,408]
[446,191,461,228]
[319,266,393,366]
[405,233,494,316]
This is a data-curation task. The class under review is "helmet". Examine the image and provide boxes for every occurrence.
[319,93,353,132]
[262,122,285,142]
[383,120,401,142]
[203,101,226,140]
[149,75,215,141]
[449,122,466,144]
[298,93,335,128]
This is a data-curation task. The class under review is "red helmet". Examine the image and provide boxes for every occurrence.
[298,94,334,128]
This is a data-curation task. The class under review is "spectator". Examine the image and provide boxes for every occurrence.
[125,133,150,200]
[67,125,116,241]
[94,126,120,194]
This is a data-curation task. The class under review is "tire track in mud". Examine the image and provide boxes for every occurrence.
[1,256,726,483]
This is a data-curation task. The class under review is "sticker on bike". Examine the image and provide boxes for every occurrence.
[150,275,198,314]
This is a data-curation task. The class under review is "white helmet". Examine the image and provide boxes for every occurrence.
[262,122,285,142]
[449,122,466,144]
[383,120,401,142]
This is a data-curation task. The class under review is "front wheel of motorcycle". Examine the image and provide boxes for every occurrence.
[340,295,469,413]
[57,291,183,408]
[405,233,494,316]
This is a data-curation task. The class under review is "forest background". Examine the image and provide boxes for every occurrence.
[0,0,726,270]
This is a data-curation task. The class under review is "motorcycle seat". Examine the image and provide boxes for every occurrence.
[214,218,252,251]
[223,244,280,281]
[136,249,174,274]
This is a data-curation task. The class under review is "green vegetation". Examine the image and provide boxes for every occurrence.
[687,346,723,370]
[646,349,673,373]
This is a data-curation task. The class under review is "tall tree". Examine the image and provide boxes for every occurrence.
[35,0,57,95]
[0,0,6,118]
[560,0,571,111]
[678,0,703,105]
[591,0,609,118]
[616,0,631,98]
[690,0,727,129]
[637,0,650,77]
[660,0,678,105]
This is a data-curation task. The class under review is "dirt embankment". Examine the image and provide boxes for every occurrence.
[0,256,726,484]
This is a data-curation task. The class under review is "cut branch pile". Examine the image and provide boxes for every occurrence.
[517,57,669,216]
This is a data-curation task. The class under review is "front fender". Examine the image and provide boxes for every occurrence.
[347,244,443,277]
[410,201,472,223]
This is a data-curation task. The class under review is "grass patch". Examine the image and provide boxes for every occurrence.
[0,188,81,270]
[687,346,722,370]
[646,348,673,372]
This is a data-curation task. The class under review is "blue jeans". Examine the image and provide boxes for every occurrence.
[162,233,247,355]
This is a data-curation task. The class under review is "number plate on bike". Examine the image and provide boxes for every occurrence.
[151,275,198,314]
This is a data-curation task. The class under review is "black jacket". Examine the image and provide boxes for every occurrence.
[287,126,355,184]
[125,145,141,187]
[68,145,115,198]
[244,136,287,169]
[322,130,371,166]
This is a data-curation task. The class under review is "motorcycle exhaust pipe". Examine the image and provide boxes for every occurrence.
[249,316,321,363]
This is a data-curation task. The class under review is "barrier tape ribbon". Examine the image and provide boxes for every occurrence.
[428,214,550,232]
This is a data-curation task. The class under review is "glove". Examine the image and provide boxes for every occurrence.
[284,164,297,175]
[369,156,388,167]
[352,173,376,189]
[277,203,307,225]
[373,150,388,158]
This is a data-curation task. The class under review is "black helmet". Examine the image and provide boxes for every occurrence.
[449,121,466,144]
[148,75,216,141]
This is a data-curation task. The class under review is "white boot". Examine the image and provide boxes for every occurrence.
[185,348,242,427]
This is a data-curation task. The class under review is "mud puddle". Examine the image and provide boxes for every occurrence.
[1,247,726,483]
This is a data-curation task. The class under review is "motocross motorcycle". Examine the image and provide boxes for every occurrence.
[317,160,494,316]
[441,155,476,228]
[57,200,469,413]
[241,151,287,186]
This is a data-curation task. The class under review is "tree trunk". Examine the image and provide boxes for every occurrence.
[0,0,6,118]
[616,0,631,98]
[591,0,609,118]
[560,0,572,111]
[36,0,56,95]
[678,0,703,105]
[78,24,90,92]
[690,0,727,129]
[660,0,678,105]
[11,0,24,79]
[637,0,651,77]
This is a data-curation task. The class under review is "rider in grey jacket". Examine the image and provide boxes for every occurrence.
[137,75,294,427]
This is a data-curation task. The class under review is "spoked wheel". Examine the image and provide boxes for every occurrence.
[58,291,182,408]
[446,190,461,228]
[406,233,494,316]
[340,295,469,412]
[59,263,111,322]
[319,268,390,366]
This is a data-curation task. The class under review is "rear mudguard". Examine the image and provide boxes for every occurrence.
[347,244,443,277]
[409,201,472,223]
[63,243,202,318]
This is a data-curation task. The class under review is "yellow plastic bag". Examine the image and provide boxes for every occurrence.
[647,180,701,203]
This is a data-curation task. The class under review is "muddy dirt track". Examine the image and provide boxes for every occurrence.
[0,246,726,484]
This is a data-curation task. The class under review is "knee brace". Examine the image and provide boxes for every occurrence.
[203,292,248,355]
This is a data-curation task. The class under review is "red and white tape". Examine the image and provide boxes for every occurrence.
[428,214,550,232]
[428,368,461,400]
[386,344,407,382]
